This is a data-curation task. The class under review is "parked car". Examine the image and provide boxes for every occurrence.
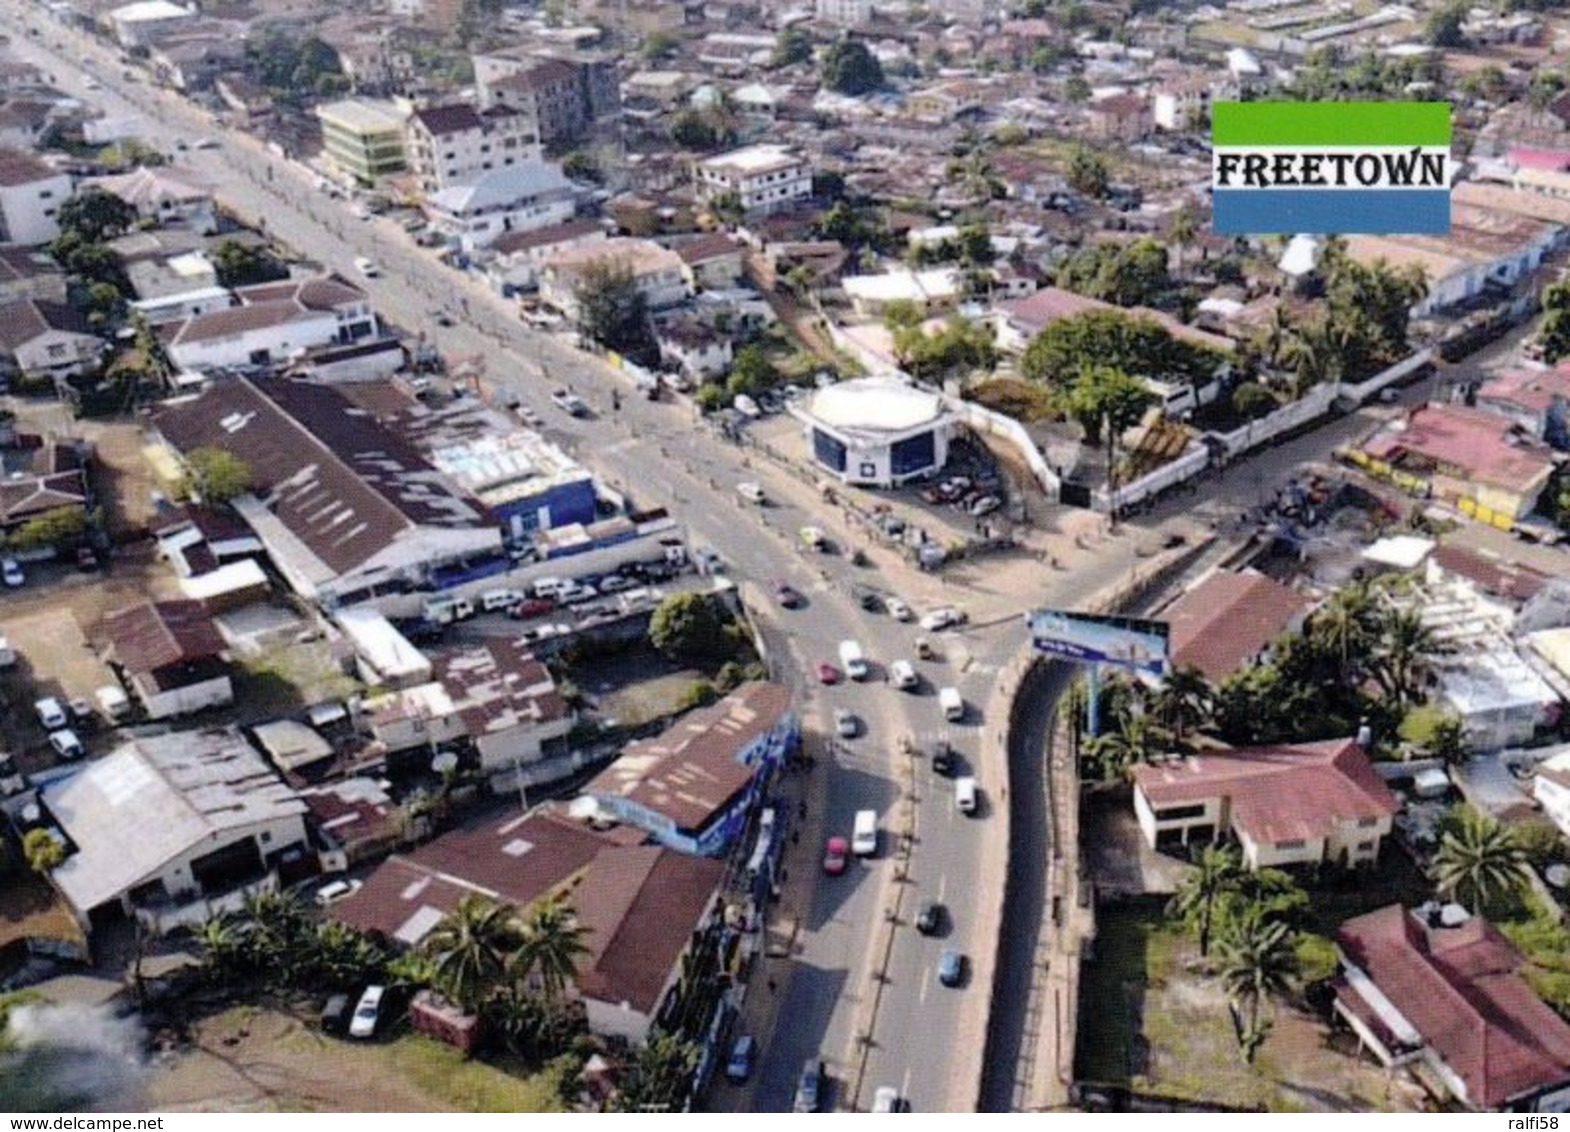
[349,985,386,1039]
[353,256,380,277]
[725,1035,757,1084]
[872,1086,903,1113]
[597,574,637,594]
[736,481,766,505]
[889,660,918,690]
[834,708,858,738]
[930,741,956,777]
[480,588,525,612]
[48,729,84,760]
[920,606,966,632]
[915,901,943,935]
[793,1059,825,1112]
[508,597,555,619]
[733,393,761,419]
[35,697,67,730]
[799,526,827,551]
[2,557,24,587]
[817,661,841,685]
[774,580,803,608]
[886,597,912,622]
[320,993,351,1036]
[857,589,882,613]
[550,388,588,417]
[556,582,599,605]
[937,949,965,987]
[970,495,1002,518]
[822,835,849,876]
[316,878,364,907]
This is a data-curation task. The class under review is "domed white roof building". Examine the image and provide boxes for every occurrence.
[791,375,957,487]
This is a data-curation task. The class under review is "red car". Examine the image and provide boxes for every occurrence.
[823,836,849,876]
[509,597,555,619]
[817,661,841,685]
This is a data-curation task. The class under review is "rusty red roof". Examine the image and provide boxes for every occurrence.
[1161,569,1314,683]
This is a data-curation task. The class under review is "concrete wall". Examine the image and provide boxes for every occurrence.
[139,673,234,720]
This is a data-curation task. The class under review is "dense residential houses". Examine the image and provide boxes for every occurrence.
[0,147,71,246]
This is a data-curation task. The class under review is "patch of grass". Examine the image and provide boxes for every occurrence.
[239,642,360,717]
[1077,898,1171,1086]
[1295,933,1338,985]
[386,1035,567,1113]
[967,377,1057,423]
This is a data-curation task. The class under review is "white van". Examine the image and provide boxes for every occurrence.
[480,588,524,612]
[839,640,868,681]
[955,776,978,815]
[852,809,878,856]
[95,684,131,722]
[532,577,570,600]
[423,596,475,624]
[889,660,917,690]
[939,686,964,722]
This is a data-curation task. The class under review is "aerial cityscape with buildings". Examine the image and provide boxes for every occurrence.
[2,0,1570,1114]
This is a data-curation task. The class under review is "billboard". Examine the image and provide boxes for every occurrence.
[1027,609,1170,677]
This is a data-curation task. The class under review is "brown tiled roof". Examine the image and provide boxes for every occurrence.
[1338,905,1570,1109]
[573,845,724,1014]
[1431,543,1553,605]
[0,146,59,187]
[431,638,570,739]
[1161,569,1314,683]
[330,810,610,943]
[585,682,790,834]
[491,58,578,94]
[169,299,320,346]
[0,470,87,525]
[411,103,483,136]
[1131,738,1397,846]
[153,377,488,577]
[0,246,63,284]
[101,600,225,675]
[675,232,739,265]
[234,273,366,312]
[0,299,94,350]
[491,218,603,256]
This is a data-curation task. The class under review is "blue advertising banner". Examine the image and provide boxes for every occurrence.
[1027,609,1170,677]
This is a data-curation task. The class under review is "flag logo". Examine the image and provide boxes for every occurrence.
[1211,102,1452,236]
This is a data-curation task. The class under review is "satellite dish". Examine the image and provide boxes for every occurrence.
[1549,864,1570,889]
[431,751,459,776]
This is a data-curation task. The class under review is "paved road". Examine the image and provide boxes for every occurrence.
[6,17,1007,1111]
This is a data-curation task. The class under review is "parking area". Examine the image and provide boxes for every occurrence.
[1,609,120,770]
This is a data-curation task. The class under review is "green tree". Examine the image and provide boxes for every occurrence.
[212,240,289,287]
[562,152,602,184]
[1435,809,1529,914]
[1425,0,1468,46]
[1020,308,1221,391]
[183,447,253,505]
[1064,75,1092,103]
[725,344,779,397]
[821,38,884,96]
[423,894,516,1012]
[574,260,653,360]
[5,506,86,552]
[669,110,721,151]
[1539,280,1570,365]
[1168,843,1243,957]
[1150,664,1215,743]
[1369,608,1448,711]
[611,1031,701,1112]
[1216,909,1298,1064]
[1056,239,1171,307]
[1231,381,1277,421]
[1082,709,1164,780]
[642,30,679,60]
[1064,363,1155,448]
[510,894,590,1002]
[56,188,137,243]
[1066,144,1108,199]
[195,913,248,984]
[649,592,736,664]
[894,316,996,382]
[22,828,65,873]
[1280,322,1341,396]
[772,25,813,68]
[1399,705,1470,765]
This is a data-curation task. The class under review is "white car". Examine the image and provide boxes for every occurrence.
[349,985,385,1039]
[316,878,364,907]
[834,708,858,738]
[597,574,636,594]
[551,388,588,417]
[353,256,381,277]
[35,697,67,730]
[733,393,761,419]
[872,1086,902,1113]
[1,557,24,587]
[920,606,966,632]
[737,481,766,505]
[48,729,84,760]
[886,597,912,622]
[889,660,918,690]
[557,582,599,606]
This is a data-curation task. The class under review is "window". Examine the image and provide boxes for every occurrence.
[1275,839,1306,851]
[260,831,272,844]
[1358,817,1380,828]
[46,343,66,358]
[1356,839,1375,851]
[1154,803,1206,821]
[39,190,53,199]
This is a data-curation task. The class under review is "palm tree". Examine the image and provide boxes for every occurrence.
[612,1031,701,1112]
[1280,322,1340,397]
[1083,710,1165,781]
[1308,579,1380,683]
[241,889,310,981]
[511,894,591,1002]
[1435,809,1529,914]
[1371,608,1449,710]
[1216,908,1298,1064]
[423,894,517,1012]
[196,913,247,984]
[1152,664,1215,743]
[1169,205,1197,280]
[1168,843,1243,957]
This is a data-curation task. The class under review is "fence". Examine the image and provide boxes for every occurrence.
[948,397,1063,499]
[1209,381,1341,462]
[1092,442,1209,514]
[1336,349,1434,406]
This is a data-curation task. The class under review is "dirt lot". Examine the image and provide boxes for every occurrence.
[3,401,163,536]
[0,874,83,963]
[146,1006,565,1113]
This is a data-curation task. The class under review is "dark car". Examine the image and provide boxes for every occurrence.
[774,580,802,608]
[916,901,943,936]
[509,597,555,619]
[726,1035,757,1084]
[937,949,964,988]
[793,1059,824,1113]
[320,993,351,1035]
[75,545,99,571]
[857,590,882,613]
[930,742,956,777]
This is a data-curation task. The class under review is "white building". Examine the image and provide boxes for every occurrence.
[425,161,576,252]
[842,267,964,317]
[815,0,873,23]
[106,0,195,48]
[539,237,690,322]
[101,600,233,721]
[485,218,606,293]
[165,275,378,371]
[693,144,812,216]
[43,727,308,934]
[791,375,957,487]
[0,148,72,247]
[86,165,217,234]
[334,606,434,688]
[0,299,102,380]
[406,103,540,196]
